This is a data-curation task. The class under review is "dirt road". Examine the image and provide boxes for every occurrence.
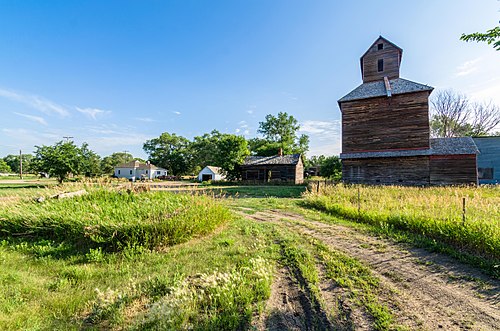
[242,209,500,331]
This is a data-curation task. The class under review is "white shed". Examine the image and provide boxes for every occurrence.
[198,166,225,182]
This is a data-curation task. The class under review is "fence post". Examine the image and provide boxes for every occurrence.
[462,197,466,225]
[317,181,320,194]
[357,186,361,219]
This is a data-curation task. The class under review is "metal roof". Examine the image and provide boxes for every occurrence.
[243,154,301,166]
[338,78,433,103]
[340,137,479,159]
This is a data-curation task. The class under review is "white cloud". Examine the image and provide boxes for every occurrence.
[299,120,341,141]
[247,110,254,114]
[134,117,155,122]
[308,142,341,157]
[0,88,69,117]
[76,107,110,120]
[13,112,48,126]
[244,129,250,135]
[455,58,481,77]
[235,128,241,133]
[173,111,181,115]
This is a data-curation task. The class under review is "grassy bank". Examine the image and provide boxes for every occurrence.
[302,185,500,265]
[0,188,231,251]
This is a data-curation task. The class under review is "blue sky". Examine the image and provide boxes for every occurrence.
[1,0,499,159]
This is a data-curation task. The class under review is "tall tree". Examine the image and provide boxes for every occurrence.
[461,25,500,50]
[430,89,500,137]
[3,154,34,174]
[101,152,134,174]
[0,159,12,173]
[143,132,193,176]
[32,141,97,183]
[319,156,342,180]
[81,143,102,177]
[252,112,309,156]
[191,130,249,179]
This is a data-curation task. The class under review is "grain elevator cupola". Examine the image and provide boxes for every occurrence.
[360,36,403,83]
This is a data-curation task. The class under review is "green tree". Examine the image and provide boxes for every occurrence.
[0,159,12,173]
[319,156,342,180]
[81,144,102,177]
[143,133,193,176]
[3,154,34,174]
[32,140,97,183]
[461,25,500,50]
[252,112,309,156]
[101,152,134,175]
[191,130,249,179]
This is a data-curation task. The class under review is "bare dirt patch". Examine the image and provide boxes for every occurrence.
[242,210,500,331]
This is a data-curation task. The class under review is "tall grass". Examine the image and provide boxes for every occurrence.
[0,188,231,251]
[302,185,500,263]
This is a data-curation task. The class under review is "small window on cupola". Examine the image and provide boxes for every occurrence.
[377,43,383,50]
[378,59,384,72]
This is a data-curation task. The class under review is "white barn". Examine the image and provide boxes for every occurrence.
[198,166,226,182]
[114,160,167,181]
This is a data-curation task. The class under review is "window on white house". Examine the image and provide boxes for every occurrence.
[118,170,121,174]
[130,170,133,175]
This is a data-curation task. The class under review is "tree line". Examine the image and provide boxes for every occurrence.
[2,89,498,183]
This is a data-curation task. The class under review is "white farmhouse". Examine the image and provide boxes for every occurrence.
[198,166,226,182]
[114,160,167,181]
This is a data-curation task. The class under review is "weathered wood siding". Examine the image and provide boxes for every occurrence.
[295,158,304,184]
[241,164,303,184]
[341,92,431,153]
[362,39,401,83]
[429,155,477,186]
[342,156,430,186]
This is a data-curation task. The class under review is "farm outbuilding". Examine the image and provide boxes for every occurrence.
[473,136,500,184]
[338,36,478,186]
[114,160,167,181]
[198,166,226,182]
[241,153,304,184]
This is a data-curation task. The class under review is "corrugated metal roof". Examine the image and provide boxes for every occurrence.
[243,154,301,166]
[340,137,478,159]
[338,78,433,103]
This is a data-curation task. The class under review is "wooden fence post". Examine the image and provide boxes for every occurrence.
[357,186,361,219]
[462,197,466,225]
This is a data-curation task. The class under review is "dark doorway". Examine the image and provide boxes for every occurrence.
[202,174,213,181]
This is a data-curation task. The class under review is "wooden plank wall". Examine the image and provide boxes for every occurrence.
[429,155,478,186]
[341,92,431,152]
[362,40,401,82]
[241,165,301,184]
[342,156,430,186]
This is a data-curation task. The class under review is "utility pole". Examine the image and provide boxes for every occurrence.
[19,150,23,179]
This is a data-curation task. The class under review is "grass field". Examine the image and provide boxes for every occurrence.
[302,184,500,268]
[0,183,499,330]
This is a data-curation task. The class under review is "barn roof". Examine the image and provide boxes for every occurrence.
[340,137,478,159]
[338,78,433,103]
[243,154,301,166]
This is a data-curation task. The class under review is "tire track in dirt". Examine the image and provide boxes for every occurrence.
[242,210,500,331]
